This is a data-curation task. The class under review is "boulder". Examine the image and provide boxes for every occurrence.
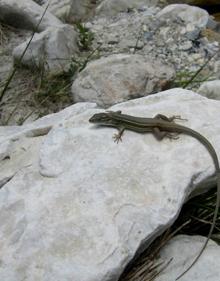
[71,54,175,107]
[1,89,220,281]
[13,24,78,73]
[0,0,62,32]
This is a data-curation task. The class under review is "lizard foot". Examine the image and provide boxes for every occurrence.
[113,133,122,143]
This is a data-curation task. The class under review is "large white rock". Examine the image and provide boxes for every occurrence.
[13,24,78,73]
[71,54,175,107]
[157,4,209,29]
[0,89,220,281]
[0,0,62,32]
[155,235,220,281]
[96,0,158,17]
[198,80,220,100]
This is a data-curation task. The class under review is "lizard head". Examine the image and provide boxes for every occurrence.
[89,112,113,125]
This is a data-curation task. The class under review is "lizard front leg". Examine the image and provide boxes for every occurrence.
[113,127,125,143]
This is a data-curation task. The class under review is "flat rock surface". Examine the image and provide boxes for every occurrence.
[0,89,220,281]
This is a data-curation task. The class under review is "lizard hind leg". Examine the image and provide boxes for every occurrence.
[154,114,187,122]
[153,127,180,141]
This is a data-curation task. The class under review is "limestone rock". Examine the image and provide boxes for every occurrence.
[43,0,96,22]
[71,54,175,107]
[96,0,158,17]
[157,4,209,29]
[0,0,62,32]
[198,80,220,100]
[0,0,79,74]
[0,89,220,281]
[13,24,78,73]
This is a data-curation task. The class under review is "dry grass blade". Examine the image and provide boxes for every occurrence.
[182,51,218,89]
[119,221,190,281]
[0,24,8,45]
[176,187,220,237]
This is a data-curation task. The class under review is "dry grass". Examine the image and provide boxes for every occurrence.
[0,23,8,46]
[0,68,73,125]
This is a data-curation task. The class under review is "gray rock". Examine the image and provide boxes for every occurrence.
[96,0,158,17]
[198,80,220,100]
[206,17,220,32]
[0,0,79,73]
[0,89,220,281]
[71,54,175,107]
[155,235,220,281]
[43,0,96,22]
[0,0,62,32]
[157,4,209,30]
[13,24,78,73]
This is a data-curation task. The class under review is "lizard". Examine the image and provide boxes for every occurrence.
[89,110,220,280]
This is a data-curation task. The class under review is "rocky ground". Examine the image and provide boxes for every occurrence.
[0,0,220,125]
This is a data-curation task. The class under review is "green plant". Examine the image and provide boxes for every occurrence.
[173,69,211,88]
[75,22,94,51]
[30,68,72,106]
[172,52,217,89]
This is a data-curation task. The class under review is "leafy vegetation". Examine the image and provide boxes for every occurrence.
[75,22,94,51]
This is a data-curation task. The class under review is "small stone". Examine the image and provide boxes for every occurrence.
[107,36,119,44]
[179,41,193,51]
